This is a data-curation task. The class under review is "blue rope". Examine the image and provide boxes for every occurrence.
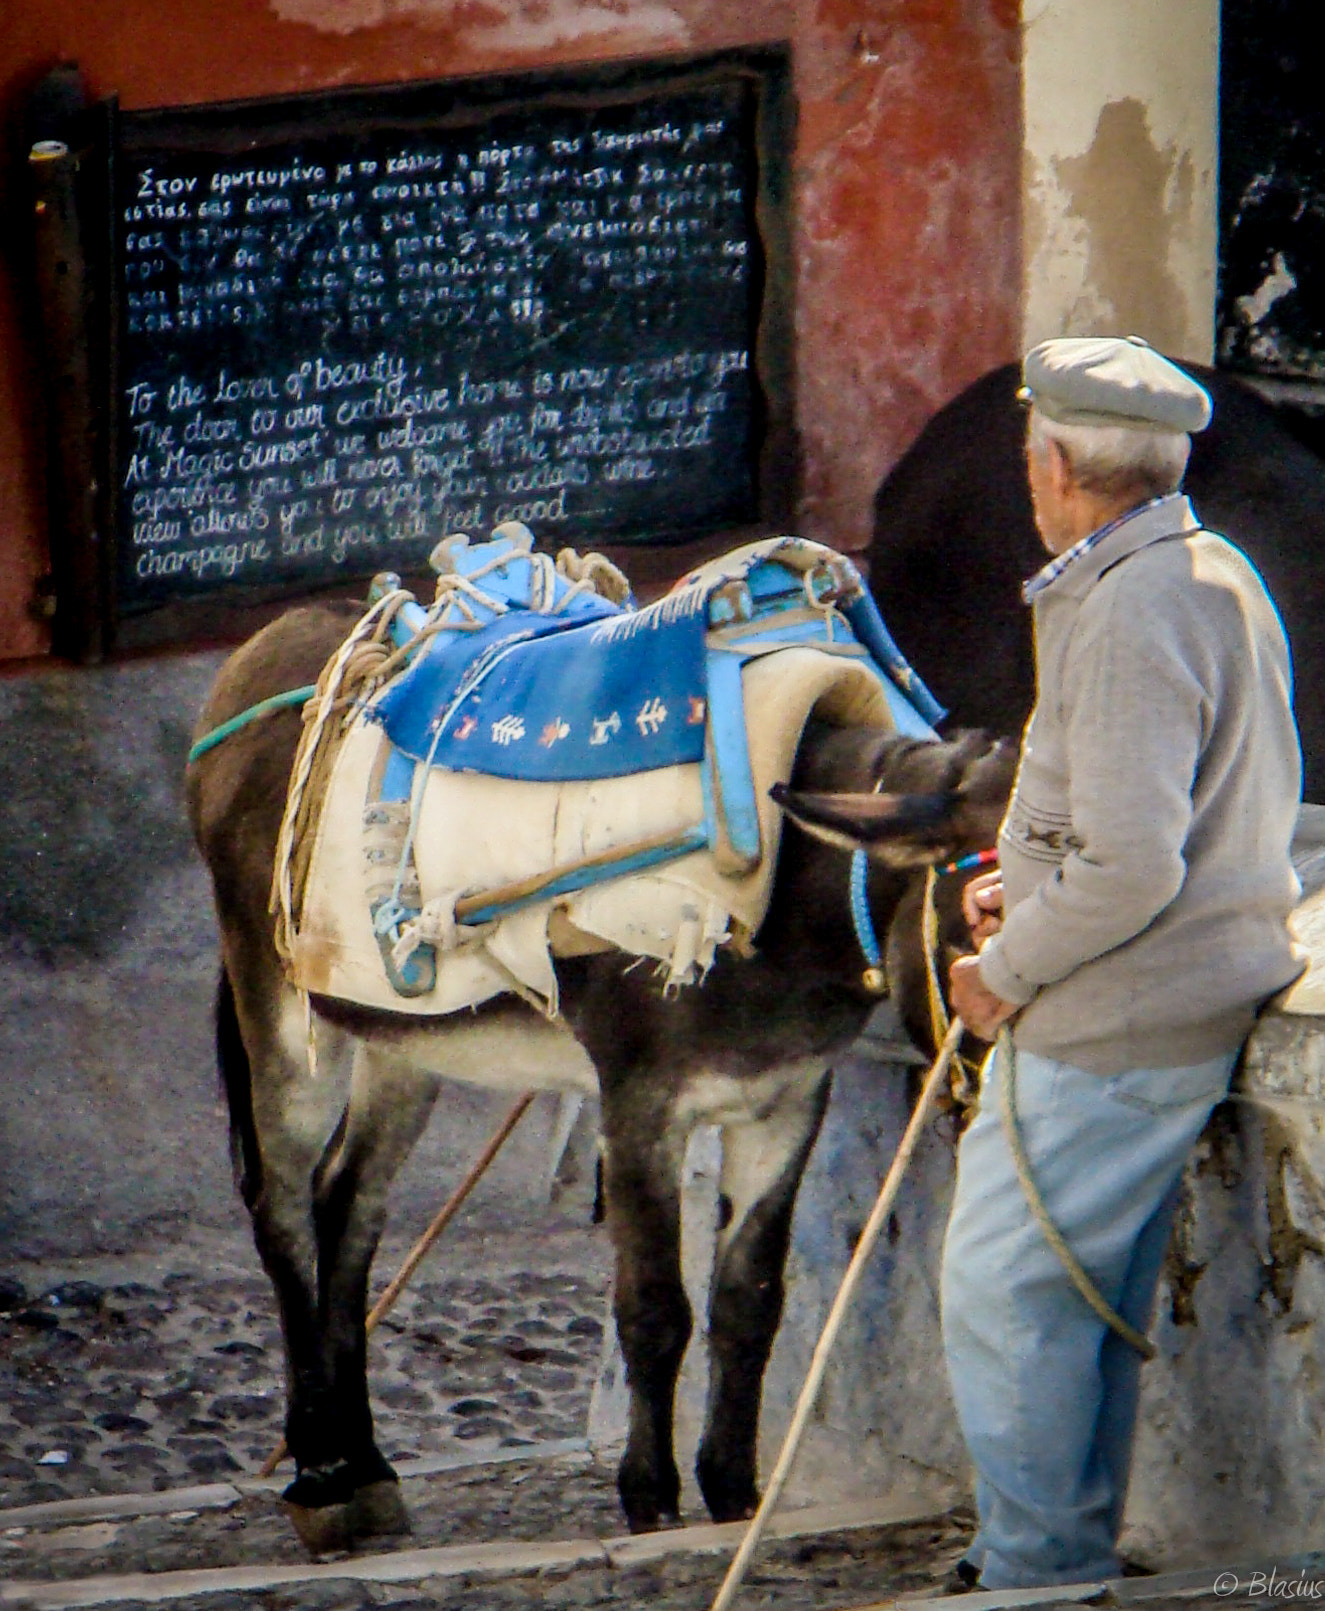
[849,848,883,974]
[187,684,318,764]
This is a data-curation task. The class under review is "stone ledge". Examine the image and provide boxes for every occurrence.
[864,1553,1325,1611]
[0,1495,946,1609]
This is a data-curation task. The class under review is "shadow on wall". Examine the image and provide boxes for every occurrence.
[0,649,588,1265]
[0,653,230,1259]
[865,361,1325,800]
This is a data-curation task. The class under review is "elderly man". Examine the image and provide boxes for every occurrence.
[944,335,1303,1590]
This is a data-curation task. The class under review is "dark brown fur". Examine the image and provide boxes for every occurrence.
[186,601,1013,1546]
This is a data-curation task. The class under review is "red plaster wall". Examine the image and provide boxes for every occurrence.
[0,0,1020,661]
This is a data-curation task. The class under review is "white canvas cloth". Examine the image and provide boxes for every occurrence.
[287,645,893,1017]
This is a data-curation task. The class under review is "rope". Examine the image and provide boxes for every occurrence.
[554,545,632,607]
[708,1017,967,1611]
[187,685,318,764]
[849,848,886,994]
[995,1025,1156,1359]
[269,589,417,972]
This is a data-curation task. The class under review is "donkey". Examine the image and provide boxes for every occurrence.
[186,596,1015,1548]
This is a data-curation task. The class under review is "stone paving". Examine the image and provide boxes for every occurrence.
[1,1470,975,1609]
[0,1258,607,1511]
[0,1223,985,1609]
[0,1234,1294,1611]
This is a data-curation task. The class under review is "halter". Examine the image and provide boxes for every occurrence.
[850,844,998,994]
[849,848,887,994]
[850,840,996,1111]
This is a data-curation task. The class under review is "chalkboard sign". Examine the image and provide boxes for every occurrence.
[105,49,793,633]
[1217,0,1325,382]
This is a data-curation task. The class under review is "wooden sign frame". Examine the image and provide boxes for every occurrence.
[30,46,796,659]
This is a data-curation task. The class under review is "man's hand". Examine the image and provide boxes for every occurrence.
[948,953,1017,1040]
[962,870,1004,945]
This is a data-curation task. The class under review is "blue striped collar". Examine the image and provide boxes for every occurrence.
[1022,495,1170,603]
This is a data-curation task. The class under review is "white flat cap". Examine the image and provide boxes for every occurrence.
[1019,335,1212,433]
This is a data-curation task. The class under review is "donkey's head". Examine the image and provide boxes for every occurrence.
[771,728,1016,869]
[769,728,1016,1050]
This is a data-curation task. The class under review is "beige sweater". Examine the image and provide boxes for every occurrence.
[978,494,1303,1075]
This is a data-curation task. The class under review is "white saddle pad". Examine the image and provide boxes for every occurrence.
[287,645,893,1017]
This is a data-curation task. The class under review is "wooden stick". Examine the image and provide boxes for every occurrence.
[707,1018,967,1611]
[258,1091,537,1479]
[453,825,703,922]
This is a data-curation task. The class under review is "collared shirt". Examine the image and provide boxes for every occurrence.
[1021,495,1170,603]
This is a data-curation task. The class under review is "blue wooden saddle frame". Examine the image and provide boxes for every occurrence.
[360,532,943,989]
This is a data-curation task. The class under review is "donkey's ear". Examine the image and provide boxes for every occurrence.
[770,783,957,866]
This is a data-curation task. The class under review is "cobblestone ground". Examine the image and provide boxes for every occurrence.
[0,1260,606,1508]
[0,1242,1269,1611]
[0,1225,984,1608]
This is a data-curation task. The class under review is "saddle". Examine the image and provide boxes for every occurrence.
[285,525,943,1017]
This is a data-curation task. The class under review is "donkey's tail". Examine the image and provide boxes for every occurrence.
[216,967,263,1212]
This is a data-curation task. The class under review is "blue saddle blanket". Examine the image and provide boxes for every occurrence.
[371,534,943,784]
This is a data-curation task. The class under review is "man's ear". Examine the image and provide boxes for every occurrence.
[1045,435,1075,499]
[770,783,958,868]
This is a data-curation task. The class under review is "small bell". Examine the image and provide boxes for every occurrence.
[861,965,887,995]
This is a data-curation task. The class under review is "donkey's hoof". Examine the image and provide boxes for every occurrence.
[624,1512,682,1534]
[700,1484,759,1524]
[348,1477,411,1540]
[282,1496,354,1556]
[282,1463,357,1555]
[619,1452,682,1534]
[710,1496,758,1523]
[622,1503,683,1534]
[697,1453,759,1524]
[284,1501,354,1557]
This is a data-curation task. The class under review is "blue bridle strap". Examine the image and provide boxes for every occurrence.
[849,847,883,975]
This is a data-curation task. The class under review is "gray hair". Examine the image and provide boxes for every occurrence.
[1027,406,1191,500]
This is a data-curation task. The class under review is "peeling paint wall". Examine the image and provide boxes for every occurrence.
[0,0,1021,661]
[1021,0,1218,360]
[791,0,1022,556]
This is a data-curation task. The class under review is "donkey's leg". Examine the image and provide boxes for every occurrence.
[311,1040,440,1537]
[696,1066,831,1522]
[599,1085,692,1532]
[219,972,353,1511]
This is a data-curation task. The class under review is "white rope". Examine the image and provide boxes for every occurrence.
[267,540,633,1069]
[269,589,411,968]
[390,889,494,968]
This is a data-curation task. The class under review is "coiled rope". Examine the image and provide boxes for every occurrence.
[995,1023,1156,1360]
[260,542,633,1072]
[268,587,420,969]
[266,544,632,970]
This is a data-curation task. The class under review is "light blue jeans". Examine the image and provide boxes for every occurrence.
[940,1038,1237,1589]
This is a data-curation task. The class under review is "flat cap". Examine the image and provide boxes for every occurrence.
[1018,335,1212,434]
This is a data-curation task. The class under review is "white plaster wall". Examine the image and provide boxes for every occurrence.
[1022,0,1219,362]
